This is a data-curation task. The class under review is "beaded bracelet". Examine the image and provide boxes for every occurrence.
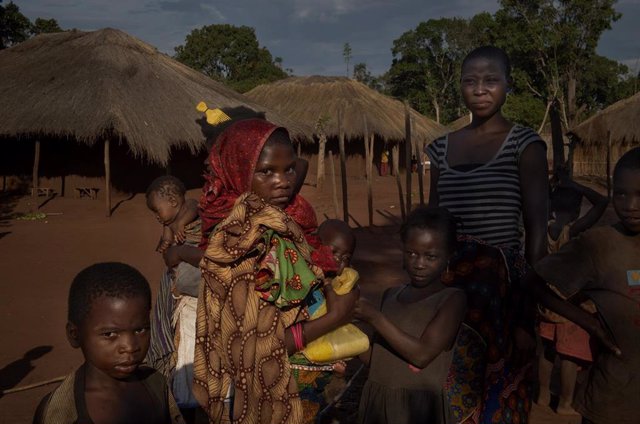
[291,322,305,351]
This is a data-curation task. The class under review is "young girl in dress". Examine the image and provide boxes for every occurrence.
[355,207,467,424]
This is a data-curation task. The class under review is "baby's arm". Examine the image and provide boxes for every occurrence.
[171,199,199,244]
[156,225,174,253]
[355,290,467,368]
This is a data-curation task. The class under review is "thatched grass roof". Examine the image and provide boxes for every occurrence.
[0,28,311,165]
[446,114,472,132]
[569,91,640,146]
[246,76,446,144]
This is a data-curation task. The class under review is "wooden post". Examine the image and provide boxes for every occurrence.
[338,109,349,223]
[606,131,612,199]
[297,140,302,157]
[329,150,340,218]
[363,116,373,227]
[392,145,406,220]
[404,103,412,213]
[104,139,112,217]
[316,132,327,191]
[32,140,40,198]
[550,99,564,174]
[413,120,425,205]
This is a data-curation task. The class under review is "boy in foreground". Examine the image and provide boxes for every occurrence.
[34,262,184,424]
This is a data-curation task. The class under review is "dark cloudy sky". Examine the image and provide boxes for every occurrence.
[15,0,640,77]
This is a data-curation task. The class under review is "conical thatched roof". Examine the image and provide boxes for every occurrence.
[246,76,446,143]
[0,28,311,165]
[569,91,640,145]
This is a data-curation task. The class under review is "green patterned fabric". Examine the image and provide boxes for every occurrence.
[255,230,320,308]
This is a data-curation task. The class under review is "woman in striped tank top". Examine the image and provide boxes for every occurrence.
[426,46,548,424]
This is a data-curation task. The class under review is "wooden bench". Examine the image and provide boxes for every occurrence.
[31,187,54,197]
[75,187,99,200]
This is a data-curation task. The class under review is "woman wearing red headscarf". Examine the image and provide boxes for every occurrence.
[163,119,357,424]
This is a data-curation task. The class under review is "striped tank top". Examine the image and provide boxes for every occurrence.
[425,125,545,249]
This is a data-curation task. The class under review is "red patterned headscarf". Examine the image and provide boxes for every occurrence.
[199,119,320,248]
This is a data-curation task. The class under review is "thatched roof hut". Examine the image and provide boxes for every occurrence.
[568,91,640,177]
[446,114,472,132]
[0,28,311,166]
[246,76,446,144]
[569,91,640,146]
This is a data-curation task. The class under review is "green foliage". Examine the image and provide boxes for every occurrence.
[495,0,620,125]
[386,14,496,123]
[31,17,63,35]
[174,24,287,93]
[0,1,31,49]
[502,92,547,128]
[353,62,383,91]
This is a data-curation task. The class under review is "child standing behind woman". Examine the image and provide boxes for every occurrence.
[537,174,608,415]
[355,207,467,424]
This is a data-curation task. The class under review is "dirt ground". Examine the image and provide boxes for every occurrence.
[0,170,610,424]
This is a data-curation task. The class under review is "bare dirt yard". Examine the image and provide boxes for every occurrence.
[0,171,612,424]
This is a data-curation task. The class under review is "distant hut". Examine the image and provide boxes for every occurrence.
[446,114,472,132]
[568,91,640,177]
[0,28,310,215]
[246,76,446,182]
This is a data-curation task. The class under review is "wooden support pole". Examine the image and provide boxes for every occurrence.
[550,99,564,174]
[606,131,612,199]
[338,109,349,223]
[413,119,425,205]
[393,145,406,220]
[316,132,327,191]
[32,140,40,198]
[329,150,340,218]
[104,139,112,217]
[363,115,373,227]
[404,103,412,213]
[297,140,302,157]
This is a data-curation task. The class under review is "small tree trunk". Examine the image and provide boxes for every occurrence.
[338,110,348,223]
[316,133,326,191]
[404,103,412,213]
[392,145,406,220]
[567,74,577,128]
[32,140,40,198]
[329,151,340,218]
[104,139,112,217]
[432,98,440,124]
[606,131,612,199]
[550,99,564,174]
[363,116,373,227]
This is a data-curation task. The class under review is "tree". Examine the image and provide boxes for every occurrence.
[386,14,495,123]
[495,0,620,128]
[31,17,63,35]
[343,42,352,78]
[174,24,288,93]
[353,62,383,91]
[0,1,31,49]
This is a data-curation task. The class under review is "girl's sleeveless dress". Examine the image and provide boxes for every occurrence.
[358,286,462,424]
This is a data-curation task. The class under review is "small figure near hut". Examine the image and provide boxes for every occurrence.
[379,149,390,176]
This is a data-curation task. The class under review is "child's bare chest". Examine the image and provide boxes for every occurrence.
[85,385,164,424]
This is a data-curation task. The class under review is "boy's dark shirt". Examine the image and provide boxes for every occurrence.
[534,224,640,424]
